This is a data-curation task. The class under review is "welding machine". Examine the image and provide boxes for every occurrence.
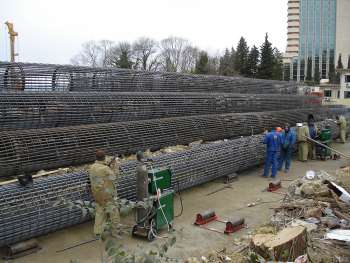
[132,167,174,241]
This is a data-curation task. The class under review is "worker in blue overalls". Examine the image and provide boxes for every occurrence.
[263,127,282,178]
[278,123,296,173]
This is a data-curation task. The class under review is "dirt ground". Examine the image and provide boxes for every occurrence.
[2,142,349,263]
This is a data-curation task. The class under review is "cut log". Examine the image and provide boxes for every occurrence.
[251,226,307,261]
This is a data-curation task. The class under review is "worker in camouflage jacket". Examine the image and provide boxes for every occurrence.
[89,149,120,237]
[336,115,347,143]
[296,123,310,161]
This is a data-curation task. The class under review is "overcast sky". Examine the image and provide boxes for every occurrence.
[0,0,288,64]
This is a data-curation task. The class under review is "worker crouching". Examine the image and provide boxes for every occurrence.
[278,123,296,173]
[88,149,120,237]
[263,127,282,178]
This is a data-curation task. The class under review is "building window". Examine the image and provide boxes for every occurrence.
[345,75,350,83]
[324,90,332,97]
[344,91,350,99]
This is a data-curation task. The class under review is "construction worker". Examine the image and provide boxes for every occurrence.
[307,116,318,160]
[88,149,120,237]
[336,115,347,143]
[278,123,296,173]
[296,123,309,162]
[263,127,282,178]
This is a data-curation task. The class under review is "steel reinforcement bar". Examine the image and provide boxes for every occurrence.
[0,119,341,247]
[0,62,297,93]
[0,107,345,178]
[0,92,321,131]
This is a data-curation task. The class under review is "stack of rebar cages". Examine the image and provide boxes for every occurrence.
[0,61,347,247]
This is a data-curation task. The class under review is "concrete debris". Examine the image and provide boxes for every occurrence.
[304,207,322,219]
[269,170,350,263]
[325,229,350,242]
[185,248,245,263]
[291,219,318,233]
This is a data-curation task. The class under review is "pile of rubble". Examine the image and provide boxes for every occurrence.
[187,169,350,263]
[255,169,350,262]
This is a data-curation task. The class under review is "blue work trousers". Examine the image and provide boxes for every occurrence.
[263,151,278,178]
[278,148,292,171]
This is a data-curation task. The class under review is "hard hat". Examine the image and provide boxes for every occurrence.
[276,127,282,132]
[296,123,303,127]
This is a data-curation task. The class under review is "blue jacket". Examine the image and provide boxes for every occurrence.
[308,124,317,139]
[263,131,282,152]
[281,129,296,150]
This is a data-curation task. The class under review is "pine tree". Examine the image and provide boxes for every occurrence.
[219,48,232,76]
[195,51,209,74]
[118,50,133,69]
[272,48,283,80]
[234,37,249,76]
[314,66,320,84]
[246,45,259,78]
[258,33,274,79]
[305,57,312,82]
[347,55,350,69]
[329,58,336,84]
[337,54,344,69]
[284,65,290,81]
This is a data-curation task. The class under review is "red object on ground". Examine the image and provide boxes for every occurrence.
[268,180,282,192]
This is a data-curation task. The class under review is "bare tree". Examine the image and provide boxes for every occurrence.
[132,37,159,71]
[180,45,199,73]
[70,40,102,67]
[99,40,114,67]
[159,37,187,72]
[159,37,198,73]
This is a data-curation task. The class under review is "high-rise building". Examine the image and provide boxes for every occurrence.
[283,0,350,82]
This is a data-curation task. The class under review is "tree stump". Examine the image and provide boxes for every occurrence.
[251,226,307,261]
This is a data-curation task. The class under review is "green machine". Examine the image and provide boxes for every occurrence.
[132,167,174,241]
[315,127,332,160]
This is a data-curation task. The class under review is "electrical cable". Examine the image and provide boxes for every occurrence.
[174,181,183,218]
[150,164,171,235]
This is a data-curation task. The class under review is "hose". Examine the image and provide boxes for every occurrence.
[174,181,183,218]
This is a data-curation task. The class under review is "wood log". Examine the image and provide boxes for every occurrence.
[251,226,307,261]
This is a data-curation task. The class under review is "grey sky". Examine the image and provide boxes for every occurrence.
[0,0,288,64]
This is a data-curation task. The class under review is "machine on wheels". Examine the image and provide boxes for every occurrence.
[132,167,174,241]
[315,127,332,160]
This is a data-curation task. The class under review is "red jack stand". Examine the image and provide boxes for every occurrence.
[224,218,245,234]
[194,210,245,235]
[267,179,281,192]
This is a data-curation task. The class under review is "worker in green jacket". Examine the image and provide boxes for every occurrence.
[336,115,347,143]
[296,123,310,162]
[89,149,120,237]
